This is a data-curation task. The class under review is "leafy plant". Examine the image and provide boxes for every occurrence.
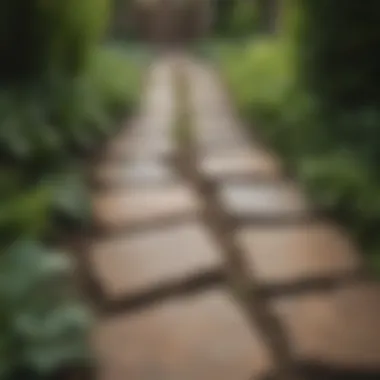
[0,241,92,379]
[0,2,145,378]
[218,0,380,275]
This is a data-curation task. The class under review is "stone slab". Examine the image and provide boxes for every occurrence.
[271,282,380,369]
[90,222,222,298]
[218,182,310,219]
[101,119,174,160]
[95,160,177,185]
[199,149,282,180]
[93,290,272,380]
[237,224,361,285]
[92,184,200,230]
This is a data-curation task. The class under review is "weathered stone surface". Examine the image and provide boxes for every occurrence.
[103,123,174,161]
[197,137,253,156]
[127,139,174,161]
[93,290,272,380]
[195,115,237,133]
[218,182,310,219]
[95,160,177,185]
[90,222,222,298]
[92,184,200,229]
[237,224,361,284]
[199,149,282,180]
[271,283,380,368]
[197,128,241,145]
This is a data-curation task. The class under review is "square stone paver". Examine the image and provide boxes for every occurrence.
[90,222,222,298]
[195,124,246,147]
[271,283,380,369]
[92,184,200,230]
[199,149,282,180]
[102,124,175,161]
[237,223,361,285]
[219,182,310,219]
[94,290,273,380]
[95,160,177,185]
[121,137,174,161]
[195,116,237,134]
[198,136,252,155]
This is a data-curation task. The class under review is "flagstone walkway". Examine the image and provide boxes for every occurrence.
[83,54,380,380]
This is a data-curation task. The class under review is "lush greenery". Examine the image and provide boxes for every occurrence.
[218,0,380,272]
[213,0,259,38]
[0,1,144,378]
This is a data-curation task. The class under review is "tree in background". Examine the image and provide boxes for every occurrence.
[0,0,110,83]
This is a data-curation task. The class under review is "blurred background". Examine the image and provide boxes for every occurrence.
[1,0,380,379]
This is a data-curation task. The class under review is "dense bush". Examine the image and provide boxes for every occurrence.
[219,0,380,273]
[213,0,259,38]
[0,241,92,379]
[297,1,380,112]
[0,1,144,378]
[0,0,110,82]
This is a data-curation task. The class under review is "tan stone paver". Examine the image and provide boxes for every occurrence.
[199,148,282,180]
[272,282,380,368]
[92,184,200,230]
[94,160,178,185]
[90,221,222,298]
[218,182,310,219]
[93,290,273,380]
[237,224,361,284]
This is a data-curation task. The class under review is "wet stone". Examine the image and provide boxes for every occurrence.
[218,181,310,220]
[271,282,380,369]
[90,222,222,298]
[94,290,273,380]
[92,184,200,230]
[237,223,361,285]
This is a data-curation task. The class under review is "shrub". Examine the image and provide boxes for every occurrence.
[0,1,144,377]
[0,241,92,379]
[297,0,380,112]
[213,0,259,38]
[220,32,380,273]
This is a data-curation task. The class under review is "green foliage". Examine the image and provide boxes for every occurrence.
[220,3,380,273]
[0,46,142,163]
[88,46,142,118]
[297,0,380,111]
[0,241,92,379]
[213,0,259,38]
[0,0,110,82]
[0,184,52,244]
[0,55,142,378]
[223,38,292,119]
[229,1,259,37]
[0,1,144,377]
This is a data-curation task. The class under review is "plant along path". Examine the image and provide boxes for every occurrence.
[86,54,380,380]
